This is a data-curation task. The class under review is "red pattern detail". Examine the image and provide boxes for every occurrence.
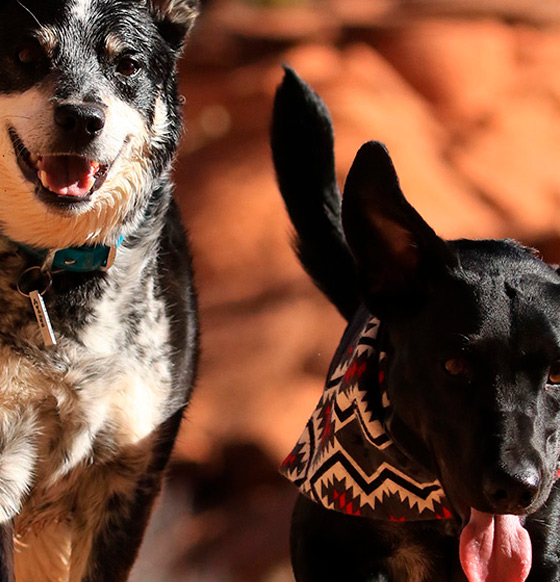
[333,488,361,515]
[442,506,453,519]
[389,515,406,522]
[435,506,453,520]
[346,503,360,516]
[344,358,368,385]
[319,403,333,446]
[281,451,296,468]
[344,361,357,384]
[338,492,346,509]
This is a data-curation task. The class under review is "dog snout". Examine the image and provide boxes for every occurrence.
[54,103,106,144]
[482,466,540,514]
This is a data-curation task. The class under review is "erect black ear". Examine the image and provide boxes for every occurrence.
[341,141,457,317]
[147,0,199,51]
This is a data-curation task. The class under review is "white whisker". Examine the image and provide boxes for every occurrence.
[15,0,42,28]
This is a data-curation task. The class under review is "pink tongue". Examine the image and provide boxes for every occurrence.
[459,508,532,582]
[39,156,96,197]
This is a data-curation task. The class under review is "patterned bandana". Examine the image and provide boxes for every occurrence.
[280,309,453,521]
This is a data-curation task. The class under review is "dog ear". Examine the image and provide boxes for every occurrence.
[147,0,199,51]
[342,141,457,317]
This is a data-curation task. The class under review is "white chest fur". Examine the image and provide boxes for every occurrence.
[0,267,173,528]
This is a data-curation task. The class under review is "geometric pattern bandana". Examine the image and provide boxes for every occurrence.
[280,311,453,521]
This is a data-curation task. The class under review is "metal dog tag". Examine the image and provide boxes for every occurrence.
[29,290,57,347]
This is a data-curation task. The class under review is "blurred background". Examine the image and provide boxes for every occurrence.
[131,0,560,580]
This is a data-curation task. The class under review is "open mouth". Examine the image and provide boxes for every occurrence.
[9,128,110,206]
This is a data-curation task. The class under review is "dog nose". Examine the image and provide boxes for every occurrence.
[54,103,106,140]
[483,467,540,513]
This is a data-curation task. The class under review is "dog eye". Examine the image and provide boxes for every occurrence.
[116,56,141,77]
[548,362,560,385]
[443,357,469,378]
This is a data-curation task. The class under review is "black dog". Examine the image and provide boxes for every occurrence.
[0,1,198,580]
[272,67,560,582]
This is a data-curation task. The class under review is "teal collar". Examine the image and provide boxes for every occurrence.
[17,236,124,273]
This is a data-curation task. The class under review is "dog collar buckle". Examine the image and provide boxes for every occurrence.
[99,244,118,271]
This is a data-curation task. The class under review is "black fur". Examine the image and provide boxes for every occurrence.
[272,68,560,581]
[271,66,359,320]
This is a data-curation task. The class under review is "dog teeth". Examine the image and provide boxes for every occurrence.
[29,153,40,167]
[84,174,96,191]
[38,170,50,190]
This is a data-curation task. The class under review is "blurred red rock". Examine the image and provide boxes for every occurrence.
[374,19,517,120]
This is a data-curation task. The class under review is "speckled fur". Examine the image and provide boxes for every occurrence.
[0,1,199,580]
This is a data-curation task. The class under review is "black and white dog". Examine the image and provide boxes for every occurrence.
[272,67,560,582]
[0,1,198,580]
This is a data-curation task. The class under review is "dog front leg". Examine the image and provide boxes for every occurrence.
[70,411,184,582]
[69,471,163,582]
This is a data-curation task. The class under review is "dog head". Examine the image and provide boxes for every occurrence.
[0,0,198,249]
[342,141,560,524]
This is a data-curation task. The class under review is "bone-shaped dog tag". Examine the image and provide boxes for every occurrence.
[29,290,57,346]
